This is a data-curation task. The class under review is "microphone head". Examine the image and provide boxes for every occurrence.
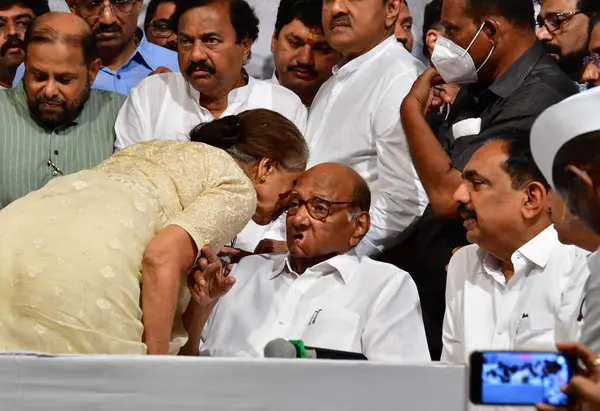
[263,338,297,358]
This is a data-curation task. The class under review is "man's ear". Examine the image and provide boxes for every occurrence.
[482,18,500,46]
[522,181,548,220]
[88,57,102,84]
[385,0,402,29]
[349,211,370,247]
[66,0,77,14]
[270,32,277,55]
[241,37,252,65]
[426,29,439,56]
[566,165,596,199]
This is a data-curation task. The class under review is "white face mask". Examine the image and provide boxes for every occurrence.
[431,22,495,85]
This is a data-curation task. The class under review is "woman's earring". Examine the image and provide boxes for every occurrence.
[260,175,267,183]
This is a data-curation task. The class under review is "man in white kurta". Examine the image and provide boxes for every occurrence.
[304,0,428,258]
[184,163,430,361]
[442,136,589,410]
[114,0,307,151]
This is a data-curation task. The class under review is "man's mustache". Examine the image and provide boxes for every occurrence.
[288,63,317,76]
[458,203,477,220]
[0,36,24,56]
[330,14,352,28]
[37,96,66,108]
[186,60,216,76]
[94,23,122,35]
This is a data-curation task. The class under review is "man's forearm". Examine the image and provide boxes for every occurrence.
[401,101,461,218]
[179,300,218,356]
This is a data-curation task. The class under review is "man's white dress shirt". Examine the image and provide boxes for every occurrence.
[442,225,590,365]
[201,251,430,361]
[305,36,428,258]
[114,72,308,151]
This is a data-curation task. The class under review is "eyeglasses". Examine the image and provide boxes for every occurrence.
[280,193,357,220]
[537,11,584,33]
[76,0,136,19]
[149,19,173,38]
[583,53,600,69]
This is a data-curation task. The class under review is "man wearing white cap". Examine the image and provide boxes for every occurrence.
[531,87,600,356]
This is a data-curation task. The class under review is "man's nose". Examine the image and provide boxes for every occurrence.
[190,41,209,61]
[536,25,553,42]
[98,1,117,25]
[43,79,59,99]
[296,45,314,66]
[453,181,470,205]
[330,0,348,15]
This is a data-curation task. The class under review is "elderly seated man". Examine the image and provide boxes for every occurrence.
[180,162,431,361]
[442,134,590,365]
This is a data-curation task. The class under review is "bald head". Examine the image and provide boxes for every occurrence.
[298,162,371,214]
[24,12,97,65]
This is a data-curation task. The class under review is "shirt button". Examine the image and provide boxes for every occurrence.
[54,150,59,155]
[116,74,121,79]
[278,320,286,326]
[497,330,504,335]
[52,171,58,176]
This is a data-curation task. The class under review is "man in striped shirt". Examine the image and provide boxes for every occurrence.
[0,12,125,209]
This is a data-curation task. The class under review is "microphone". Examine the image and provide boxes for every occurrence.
[263,339,368,360]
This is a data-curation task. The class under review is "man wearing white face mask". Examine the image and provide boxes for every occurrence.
[380,0,578,361]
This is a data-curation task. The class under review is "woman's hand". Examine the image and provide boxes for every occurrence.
[536,342,600,411]
[188,246,235,307]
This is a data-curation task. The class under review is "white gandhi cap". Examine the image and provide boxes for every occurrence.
[531,87,600,188]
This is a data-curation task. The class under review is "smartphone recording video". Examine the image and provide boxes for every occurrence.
[469,351,576,406]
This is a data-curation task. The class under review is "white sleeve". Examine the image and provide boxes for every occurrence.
[441,253,465,364]
[114,79,154,152]
[362,269,430,361]
[355,73,428,258]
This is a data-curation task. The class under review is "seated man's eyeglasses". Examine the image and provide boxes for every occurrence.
[537,11,584,33]
[76,0,136,19]
[149,19,173,38]
[280,192,357,220]
[583,53,600,69]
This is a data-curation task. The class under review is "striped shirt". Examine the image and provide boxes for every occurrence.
[0,84,125,209]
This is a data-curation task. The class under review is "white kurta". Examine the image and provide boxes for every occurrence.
[114,72,307,151]
[305,36,428,258]
[201,251,430,361]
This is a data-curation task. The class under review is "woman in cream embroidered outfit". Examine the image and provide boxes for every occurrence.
[0,109,308,355]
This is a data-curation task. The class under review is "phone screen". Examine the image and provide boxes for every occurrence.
[472,351,573,406]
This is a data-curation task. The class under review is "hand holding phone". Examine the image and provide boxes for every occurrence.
[536,343,600,411]
[469,350,577,407]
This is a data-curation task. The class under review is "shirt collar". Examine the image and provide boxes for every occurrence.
[486,41,546,99]
[332,35,395,78]
[270,250,359,284]
[271,71,280,86]
[186,70,254,106]
[481,225,558,274]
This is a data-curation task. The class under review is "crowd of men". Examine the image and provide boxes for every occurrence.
[2,0,600,407]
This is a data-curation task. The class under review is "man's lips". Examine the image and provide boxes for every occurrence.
[331,21,350,29]
[291,68,315,79]
[5,47,23,54]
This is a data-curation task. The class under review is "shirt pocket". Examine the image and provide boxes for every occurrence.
[300,306,361,353]
[515,313,556,350]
